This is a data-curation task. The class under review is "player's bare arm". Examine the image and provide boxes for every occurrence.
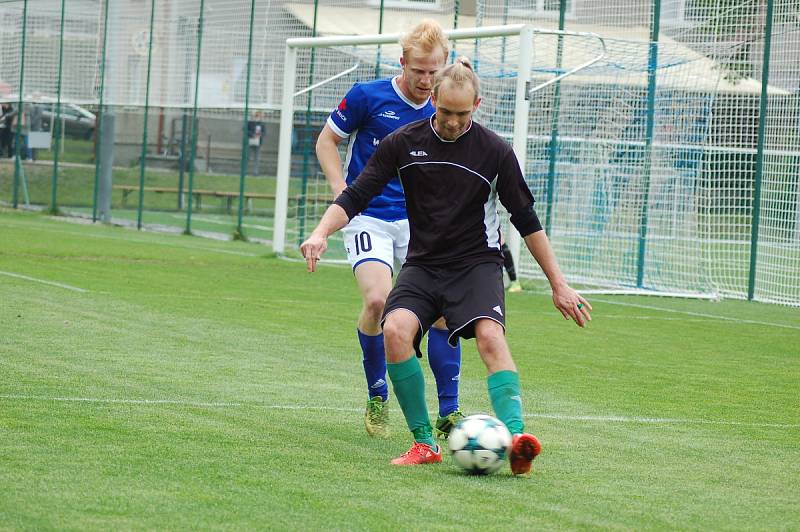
[523,230,592,327]
[315,124,348,197]
[300,204,350,273]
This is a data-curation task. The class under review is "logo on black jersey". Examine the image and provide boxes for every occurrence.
[409,150,428,157]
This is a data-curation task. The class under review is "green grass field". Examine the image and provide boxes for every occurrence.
[1,208,798,530]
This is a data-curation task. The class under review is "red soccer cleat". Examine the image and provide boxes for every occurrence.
[510,433,542,476]
[390,441,443,466]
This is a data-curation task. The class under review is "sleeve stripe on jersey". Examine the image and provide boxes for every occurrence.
[342,131,359,180]
[326,117,349,139]
[398,161,492,187]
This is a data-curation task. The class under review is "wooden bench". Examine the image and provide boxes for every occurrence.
[115,185,213,209]
[113,185,331,214]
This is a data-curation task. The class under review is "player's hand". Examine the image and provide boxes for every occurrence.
[300,234,327,273]
[552,284,592,328]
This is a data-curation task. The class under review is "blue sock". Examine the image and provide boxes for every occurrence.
[427,327,461,417]
[358,330,388,401]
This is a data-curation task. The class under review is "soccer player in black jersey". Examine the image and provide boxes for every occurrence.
[301,58,592,475]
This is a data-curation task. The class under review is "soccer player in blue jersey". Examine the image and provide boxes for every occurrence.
[315,20,463,439]
[302,59,592,474]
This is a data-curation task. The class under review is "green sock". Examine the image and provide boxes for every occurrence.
[412,427,436,449]
[487,370,525,434]
[387,357,434,446]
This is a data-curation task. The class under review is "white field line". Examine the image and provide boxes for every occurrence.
[0,271,88,293]
[598,315,734,321]
[1,394,797,429]
[170,214,273,232]
[590,298,800,331]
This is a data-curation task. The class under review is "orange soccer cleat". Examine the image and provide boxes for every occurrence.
[390,441,443,466]
[509,433,542,476]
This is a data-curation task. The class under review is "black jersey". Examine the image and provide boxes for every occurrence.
[335,115,542,266]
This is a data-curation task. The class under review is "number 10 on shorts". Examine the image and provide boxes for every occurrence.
[354,232,372,255]
[342,216,409,271]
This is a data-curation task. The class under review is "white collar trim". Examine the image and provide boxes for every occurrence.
[392,76,430,110]
[429,114,473,143]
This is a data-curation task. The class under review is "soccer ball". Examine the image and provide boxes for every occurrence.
[447,414,512,475]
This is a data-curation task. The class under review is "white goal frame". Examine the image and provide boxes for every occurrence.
[273,24,605,272]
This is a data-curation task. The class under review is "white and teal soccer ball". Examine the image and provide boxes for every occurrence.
[447,414,512,475]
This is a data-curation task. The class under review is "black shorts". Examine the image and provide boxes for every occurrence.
[382,261,506,357]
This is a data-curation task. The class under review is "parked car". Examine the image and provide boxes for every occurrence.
[0,94,97,141]
[39,101,96,140]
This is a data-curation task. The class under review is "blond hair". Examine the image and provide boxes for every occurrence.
[433,56,480,101]
[400,19,449,61]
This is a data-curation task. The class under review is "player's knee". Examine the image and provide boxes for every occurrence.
[383,317,412,345]
[383,316,416,362]
[363,294,387,322]
[476,331,503,354]
[475,321,509,359]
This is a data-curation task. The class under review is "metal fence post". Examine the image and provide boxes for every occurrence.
[136,0,157,229]
[92,0,110,223]
[451,0,460,61]
[544,0,568,235]
[236,0,257,240]
[296,0,319,246]
[375,0,384,79]
[748,0,775,301]
[184,0,206,235]
[12,0,28,209]
[636,0,662,288]
[49,0,68,215]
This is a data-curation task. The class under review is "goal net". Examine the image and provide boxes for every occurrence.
[520,31,726,298]
[273,24,544,263]
[273,24,730,298]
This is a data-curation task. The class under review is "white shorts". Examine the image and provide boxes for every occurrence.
[342,215,409,275]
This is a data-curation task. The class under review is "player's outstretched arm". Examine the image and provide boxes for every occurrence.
[316,125,348,198]
[300,204,350,273]
[523,230,592,327]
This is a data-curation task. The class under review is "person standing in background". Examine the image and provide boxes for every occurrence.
[0,103,15,158]
[248,112,266,176]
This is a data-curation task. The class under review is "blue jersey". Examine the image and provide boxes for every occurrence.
[327,77,434,221]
